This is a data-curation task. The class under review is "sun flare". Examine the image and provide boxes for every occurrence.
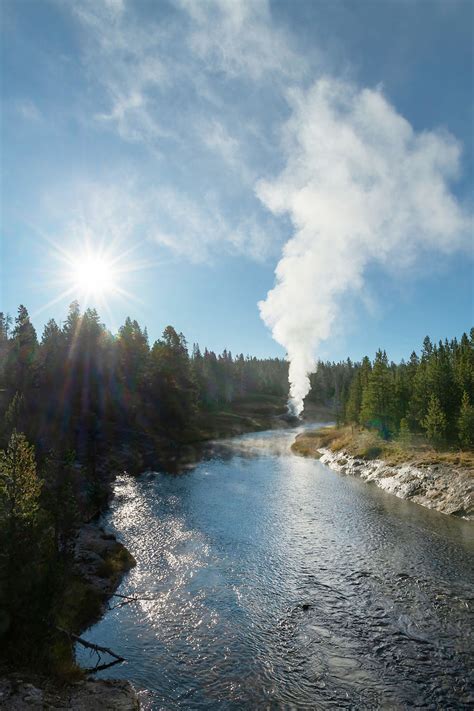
[39,230,148,320]
[72,256,116,297]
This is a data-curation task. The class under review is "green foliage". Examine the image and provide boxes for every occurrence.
[3,392,26,443]
[191,347,289,409]
[360,350,395,438]
[148,326,197,431]
[458,391,474,448]
[0,431,42,528]
[397,417,412,447]
[422,395,447,448]
[339,330,473,450]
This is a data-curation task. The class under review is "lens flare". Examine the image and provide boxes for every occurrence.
[72,256,116,297]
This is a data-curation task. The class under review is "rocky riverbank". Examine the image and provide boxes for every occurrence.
[318,447,473,519]
[0,524,139,709]
[0,676,139,710]
[292,427,473,519]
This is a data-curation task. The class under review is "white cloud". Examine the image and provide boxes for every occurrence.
[64,0,297,263]
[42,179,275,266]
[72,0,170,142]
[151,187,275,262]
[178,0,305,81]
[257,78,471,413]
[198,118,256,184]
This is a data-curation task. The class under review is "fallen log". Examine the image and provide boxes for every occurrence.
[109,592,157,609]
[56,626,125,671]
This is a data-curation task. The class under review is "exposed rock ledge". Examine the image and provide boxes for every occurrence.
[318,448,473,519]
[0,676,139,710]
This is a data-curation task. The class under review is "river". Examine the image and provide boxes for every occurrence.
[77,426,474,709]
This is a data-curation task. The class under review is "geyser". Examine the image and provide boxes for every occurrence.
[257,78,470,415]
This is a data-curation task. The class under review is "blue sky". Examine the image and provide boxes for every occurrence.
[1,0,473,366]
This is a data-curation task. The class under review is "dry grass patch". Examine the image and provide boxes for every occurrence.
[292,426,474,472]
[291,426,349,457]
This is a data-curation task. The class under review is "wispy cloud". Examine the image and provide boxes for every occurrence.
[178,0,305,81]
[151,187,277,263]
[72,0,170,142]
[63,0,297,262]
[41,178,278,266]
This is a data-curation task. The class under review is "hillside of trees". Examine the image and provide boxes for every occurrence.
[0,302,290,457]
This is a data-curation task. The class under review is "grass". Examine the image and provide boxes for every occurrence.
[292,425,474,470]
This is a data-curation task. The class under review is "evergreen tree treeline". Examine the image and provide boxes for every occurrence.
[337,332,474,447]
[0,303,290,457]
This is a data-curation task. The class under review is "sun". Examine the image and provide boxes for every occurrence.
[36,232,149,320]
[72,256,116,297]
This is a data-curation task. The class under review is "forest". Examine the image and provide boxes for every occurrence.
[308,331,474,448]
[0,302,472,676]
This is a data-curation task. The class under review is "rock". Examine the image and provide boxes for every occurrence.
[318,447,473,519]
[0,677,140,710]
[73,524,136,593]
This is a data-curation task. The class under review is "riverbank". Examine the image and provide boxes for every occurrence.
[292,427,474,519]
[0,676,139,710]
[0,523,139,709]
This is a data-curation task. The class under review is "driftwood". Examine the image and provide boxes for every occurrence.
[108,592,157,609]
[56,626,125,673]
[56,592,158,672]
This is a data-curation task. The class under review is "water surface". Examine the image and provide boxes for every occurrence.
[77,427,474,709]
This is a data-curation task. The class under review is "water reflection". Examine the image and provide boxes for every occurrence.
[77,428,474,709]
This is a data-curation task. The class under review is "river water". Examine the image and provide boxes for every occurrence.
[77,427,474,709]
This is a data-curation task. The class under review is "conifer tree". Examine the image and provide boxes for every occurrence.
[422,395,447,448]
[398,417,412,447]
[458,391,474,448]
[7,305,38,397]
[0,431,42,538]
[360,350,395,437]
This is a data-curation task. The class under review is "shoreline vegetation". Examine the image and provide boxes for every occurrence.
[0,302,472,706]
[292,426,474,519]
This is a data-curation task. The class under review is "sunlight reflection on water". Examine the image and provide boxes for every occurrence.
[77,427,474,709]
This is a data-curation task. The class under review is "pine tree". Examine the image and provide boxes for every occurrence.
[458,391,474,449]
[422,395,447,448]
[7,305,38,396]
[398,417,412,447]
[3,393,26,439]
[0,313,12,389]
[360,350,395,437]
[345,371,362,424]
[0,431,42,535]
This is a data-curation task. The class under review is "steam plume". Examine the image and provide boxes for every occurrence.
[257,79,470,415]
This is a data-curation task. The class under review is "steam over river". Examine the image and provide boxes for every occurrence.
[77,427,474,709]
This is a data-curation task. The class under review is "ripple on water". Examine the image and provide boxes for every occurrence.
[76,429,474,709]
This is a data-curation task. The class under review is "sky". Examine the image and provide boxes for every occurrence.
[1,0,473,370]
